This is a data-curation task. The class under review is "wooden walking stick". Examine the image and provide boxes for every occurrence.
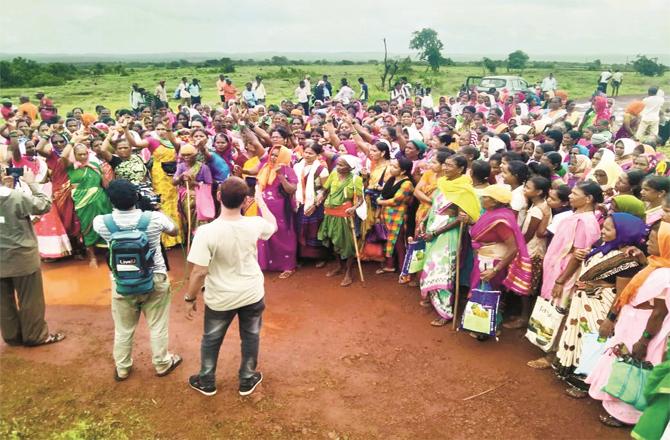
[349,216,366,285]
[185,179,192,254]
[452,222,465,330]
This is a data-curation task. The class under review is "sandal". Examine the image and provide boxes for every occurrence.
[527,357,552,369]
[430,318,449,327]
[156,354,182,377]
[565,386,587,399]
[340,277,353,287]
[326,268,342,278]
[419,299,432,308]
[35,333,66,346]
[315,261,327,269]
[599,414,627,428]
[278,270,296,279]
[375,267,395,275]
[502,317,528,330]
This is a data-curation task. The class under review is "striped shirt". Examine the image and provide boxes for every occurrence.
[93,209,176,274]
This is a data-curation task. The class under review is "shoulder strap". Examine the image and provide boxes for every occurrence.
[103,214,119,234]
[136,212,152,231]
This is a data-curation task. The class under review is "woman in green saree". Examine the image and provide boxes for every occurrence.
[64,143,112,267]
[316,155,364,287]
[418,153,482,326]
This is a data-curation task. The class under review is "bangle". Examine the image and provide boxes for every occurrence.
[184,295,196,303]
[555,281,564,285]
[642,330,653,340]
[606,311,618,322]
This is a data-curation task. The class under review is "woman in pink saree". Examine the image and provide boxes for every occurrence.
[586,221,670,427]
[527,181,602,369]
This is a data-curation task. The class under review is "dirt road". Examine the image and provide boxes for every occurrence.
[1,250,629,439]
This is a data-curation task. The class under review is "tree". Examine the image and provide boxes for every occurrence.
[482,57,497,74]
[506,50,529,72]
[633,55,667,77]
[409,28,445,72]
[380,38,399,91]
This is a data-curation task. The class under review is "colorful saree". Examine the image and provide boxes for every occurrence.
[470,207,532,295]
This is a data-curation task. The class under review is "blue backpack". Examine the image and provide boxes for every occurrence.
[103,212,155,295]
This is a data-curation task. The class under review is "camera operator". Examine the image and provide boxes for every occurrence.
[0,167,65,346]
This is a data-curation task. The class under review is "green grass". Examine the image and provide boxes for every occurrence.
[1,64,667,115]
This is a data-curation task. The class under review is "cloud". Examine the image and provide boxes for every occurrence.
[1,0,668,58]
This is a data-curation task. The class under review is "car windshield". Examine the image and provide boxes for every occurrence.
[479,78,507,88]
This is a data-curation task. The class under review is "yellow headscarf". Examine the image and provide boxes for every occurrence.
[589,157,622,186]
[436,174,482,222]
[257,146,292,190]
[481,184,512,205]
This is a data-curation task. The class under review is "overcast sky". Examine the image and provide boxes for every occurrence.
[2,0,668,57]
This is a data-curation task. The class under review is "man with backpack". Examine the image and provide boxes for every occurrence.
[183,177,277,397]
[93,179,182,381]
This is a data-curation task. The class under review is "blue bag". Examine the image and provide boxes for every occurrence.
[103,212,155,295]
[460,282,500,337]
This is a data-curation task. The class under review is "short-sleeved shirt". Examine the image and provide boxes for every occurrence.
[522,203,548,257]
[93,209,176,274]
[187,216,275,311]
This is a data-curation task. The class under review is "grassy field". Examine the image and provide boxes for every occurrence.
[1,64,668,115]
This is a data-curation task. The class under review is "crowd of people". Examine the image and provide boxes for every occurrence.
[1,71,669,435]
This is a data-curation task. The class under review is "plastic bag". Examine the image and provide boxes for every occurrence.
[524,297,565,352]
[602,356,653,411]
[460,283,500,337]
[401,239,426,276]
[574,333,607,377]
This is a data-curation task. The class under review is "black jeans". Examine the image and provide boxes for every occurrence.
[198,298,265,387]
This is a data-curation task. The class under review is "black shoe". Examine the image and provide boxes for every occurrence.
[239,372,263,396]
[189,374,217,396]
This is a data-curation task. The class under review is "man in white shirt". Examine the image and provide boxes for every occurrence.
[129,83,144,113]
[184,177,277,397]
[636,87,665,139]
[598,70,612,94]
[295,80,310,115]
[540,73,557,98]
[421,87,434,109]
[93,179,182,381]
[334,78,355,105]
[252,76,266,104]
[155,80,168,106]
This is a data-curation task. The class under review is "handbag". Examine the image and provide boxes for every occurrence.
[524,297,566,352]
[460,282,501,337]
[574,333,608,377]
[401,239,426,276]
[160,161,177,176]
[602,356,653,411]
[361,241,384,262]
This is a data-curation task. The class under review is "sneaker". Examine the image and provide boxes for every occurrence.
[239,372,263,396]
[189,374,217,396]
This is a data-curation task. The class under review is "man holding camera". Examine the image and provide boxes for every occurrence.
[0,168,65,346]
[92,179,182,381]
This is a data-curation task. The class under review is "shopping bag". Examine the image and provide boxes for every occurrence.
[401,239,426,276]
[602,356,653,411]
[524,297,566,352]
[460,283,500,337]
[195,183,216,221]
[366,223,388,243]
[574,333,608,377]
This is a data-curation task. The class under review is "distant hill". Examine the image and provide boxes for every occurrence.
[1,52,667,64]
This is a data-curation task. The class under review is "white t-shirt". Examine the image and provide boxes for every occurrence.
[187,216,275,311]
[640,95,665,122]
[599,71,612,83]
[295,86,309,103]
[510,185,528,226]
